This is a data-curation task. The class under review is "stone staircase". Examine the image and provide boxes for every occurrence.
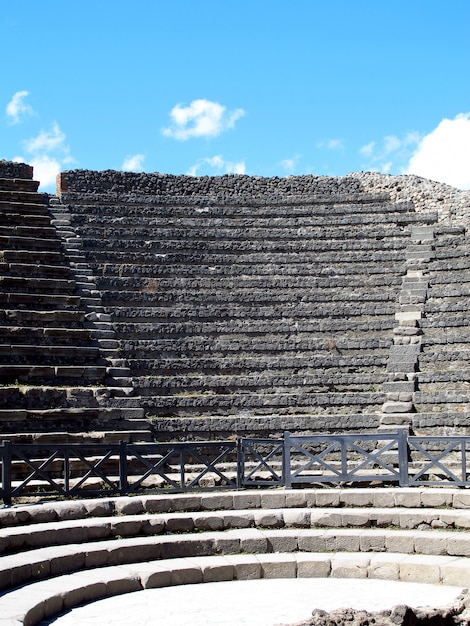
[57,170,442,440]
[413,225,470,435]
[1,487,470,625]
[0,161,150,444]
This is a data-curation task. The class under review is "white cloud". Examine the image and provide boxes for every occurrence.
[327,139,344,150]
[405,113,470,190]
[22,122,74,191]
[384,135,401,153]
[187,154,246,176]
[317,138,344,151]
[122,154,145,171]
[29,156,61,188]
[6,91,33,124]
[359,141,375,157]
[162,99,245,141]
[24,122,66,153]
[359,132,420,174]
[279,155,301,173]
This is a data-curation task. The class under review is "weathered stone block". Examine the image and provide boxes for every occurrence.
[238,529,268,554]
[264,529,298,553]
[330,553,370,578]
[258,553,297,578]
[225,554,262,580]
[296,553,331,578]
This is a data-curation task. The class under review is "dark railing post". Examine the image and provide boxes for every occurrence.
[180,448,186,489]
[283,431,291,489]
[236,438,243,488]
[119,440,128,495]
[1,440,12,507]
[341,437,348,481]
[461,438,468,486]
[398,429,409,487]
[64,447,70,495]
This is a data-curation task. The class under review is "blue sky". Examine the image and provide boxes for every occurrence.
[2,1,470,191]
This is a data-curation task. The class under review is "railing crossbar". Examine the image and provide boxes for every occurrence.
[184,446,236,489]
[289,440,342,478]
[408,439,465,485]
[2,433,470,504]
[242,442,283,482]
[346,440,399,477]
[127,447,181,490]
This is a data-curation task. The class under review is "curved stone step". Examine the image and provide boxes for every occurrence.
[4,551,468,626]
[3,506,470,555]
[4,523,470,593]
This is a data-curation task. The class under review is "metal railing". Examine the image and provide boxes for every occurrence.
[283,431,408,488]
[2,432,470,504]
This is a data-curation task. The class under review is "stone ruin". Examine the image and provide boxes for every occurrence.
[1,159,470,444]
[2,162,470,625]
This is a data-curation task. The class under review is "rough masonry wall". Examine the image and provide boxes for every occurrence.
[58,169,470,223]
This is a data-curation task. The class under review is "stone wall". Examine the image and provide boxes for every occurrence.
[0,159,33,180]
[58,170,368,199]
[353,171,470,225]
[58,169,470,224]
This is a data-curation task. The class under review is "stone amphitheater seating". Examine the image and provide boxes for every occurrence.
[0,162,149,445]
[1,160,470,445]
[1,487,470,625]
[55,168,459,441]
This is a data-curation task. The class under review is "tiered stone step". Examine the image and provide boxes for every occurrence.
[1,488,470,624]
[0,164,150,445]
[58,174,438,439]
[415,226,470,434]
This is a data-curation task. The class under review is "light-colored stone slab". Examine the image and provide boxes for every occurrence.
[413,531,448,556]
[295,553,331,578]
[258,553,297,578]
[285,491,308,508]
[296,530,327,552]
[263,529,298,553]
[446,535,470,557]
[191,512,225,531]
[167,558,203,585]
[253,510,283,528]
[232,491,261,510]
[359,530,386,552]
[368,553,403,580]
[314,491,341,508]
[260,492,286,509]
[324,529,361,552]
[192,556,235,583]
[224,554,262,580]
[384,530,415,554]
[200,494,233,511]
[238,528,268,554]
[310,510,342,527]
[113,497,144,516]
[453,492,470,509]
[330,553,370,578]
[222,510,255,528]
[399,554,449,584]
[338,488,375,507]
[440,558,470,587]
[282,508,311,528]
